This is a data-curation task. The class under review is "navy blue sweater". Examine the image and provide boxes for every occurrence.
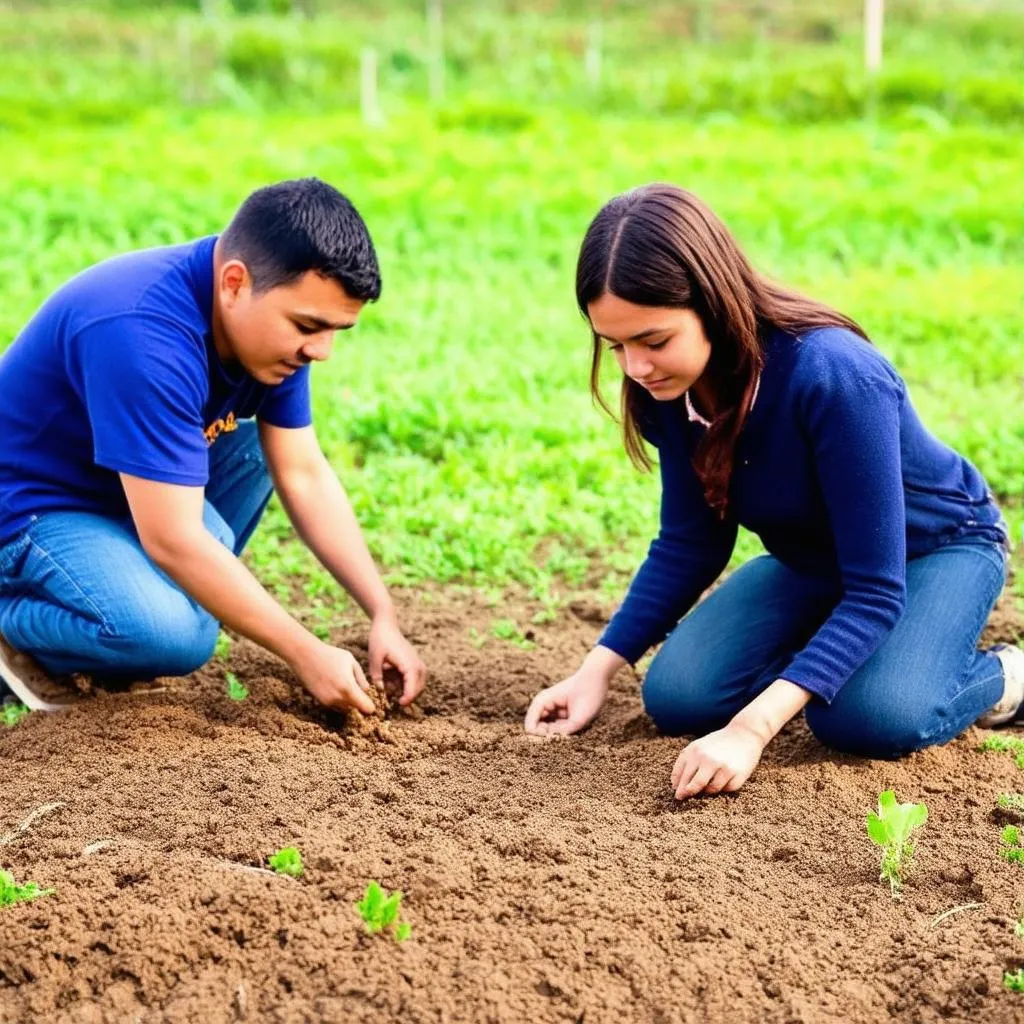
[599,327,1006,703]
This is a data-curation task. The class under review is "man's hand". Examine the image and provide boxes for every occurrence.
[670,721,766,799]
[289,640,376,714]
[368,613,427,706]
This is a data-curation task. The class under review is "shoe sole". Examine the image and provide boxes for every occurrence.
[0,645,77,713]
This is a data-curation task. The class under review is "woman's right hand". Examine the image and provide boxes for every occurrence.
[524,647,624,736]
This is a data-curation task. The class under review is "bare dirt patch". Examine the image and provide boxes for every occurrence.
[1,587,1023,1023]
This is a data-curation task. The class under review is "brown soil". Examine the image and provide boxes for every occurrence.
[2,587,1024,1024]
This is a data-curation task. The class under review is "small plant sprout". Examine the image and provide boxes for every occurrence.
[1005,968,1024,993]
[866,790,928,898]
[214,631,232,660]
[979,735,1024,771]
[490,619,534,650]
[267,847,304,878]
[354,881,412,942]
[0,868,54,907]
[225,671,249,702]
[1001,826,1024,865]
[999,793,1024,813]
[1,700,30,728]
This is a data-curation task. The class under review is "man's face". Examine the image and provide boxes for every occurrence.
[217,263,365,384]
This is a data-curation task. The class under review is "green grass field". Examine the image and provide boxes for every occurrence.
[2,1,1022,624]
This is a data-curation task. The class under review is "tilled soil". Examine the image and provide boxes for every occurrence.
[2,588,1024,1024]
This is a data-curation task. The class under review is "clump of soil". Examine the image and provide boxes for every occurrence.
[1,586,1023,1023]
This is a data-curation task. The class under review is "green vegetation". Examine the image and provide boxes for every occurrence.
[490,619,535,650]
[225,671,249,702]
[1005,968,1024,993]
[267,847,304,877]
[998,794,1024,813]
[1001,826,1024,865]
[214,631,233,661]
[866,790,928,898]
[0,869,54,907]
[1,701,31,728]
[354,880,412,942]
[1,2,1021,613]
[980,737,1024,772]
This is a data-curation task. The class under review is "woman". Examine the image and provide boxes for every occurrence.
[524,184,1021,799]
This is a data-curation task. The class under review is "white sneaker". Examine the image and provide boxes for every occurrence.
[977,644,1024,728]
[0,633,81,712]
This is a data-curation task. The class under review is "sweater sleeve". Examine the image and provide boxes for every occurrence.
[780,367,908,702]
[599,440,737,664]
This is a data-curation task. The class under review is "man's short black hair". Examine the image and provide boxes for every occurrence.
[220,178,381,301]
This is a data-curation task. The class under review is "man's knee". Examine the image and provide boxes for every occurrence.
[102,599,218,677]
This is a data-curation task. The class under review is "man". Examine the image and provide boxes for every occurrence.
[0,178,426,713]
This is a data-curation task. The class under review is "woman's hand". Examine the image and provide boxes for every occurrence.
[670,720,766,799]
[524,646,626,736]
[524,671,609,736]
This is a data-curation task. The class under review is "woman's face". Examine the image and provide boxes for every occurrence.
[588,292,711,401]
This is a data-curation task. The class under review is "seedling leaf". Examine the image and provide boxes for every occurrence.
[354,880,412,943]
[865,790,928,898]
[0,869,54,907]
[225,671,249,702]
[1004,968,1024,993]
[1,700,31,728]
[267,847,304,878]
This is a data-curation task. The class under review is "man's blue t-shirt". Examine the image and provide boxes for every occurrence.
[0,236,312,545]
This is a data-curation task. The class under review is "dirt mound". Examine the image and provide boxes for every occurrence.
[1,587,1023,1023]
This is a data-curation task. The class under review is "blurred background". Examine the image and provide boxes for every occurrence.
[1,1,1022,632]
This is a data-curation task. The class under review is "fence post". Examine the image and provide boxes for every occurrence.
[864,0,884,74]
[585,20,602,91]
[427,0,444,104]
[361,47,384,126]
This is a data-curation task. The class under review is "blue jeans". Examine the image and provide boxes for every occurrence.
[0,421,272,679]
[641,537,1008,758]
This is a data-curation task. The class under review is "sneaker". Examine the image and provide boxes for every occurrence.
[0,632,82,712]
[977,644,1024,728]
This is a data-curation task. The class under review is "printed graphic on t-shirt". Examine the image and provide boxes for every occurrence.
[204,411,238,445]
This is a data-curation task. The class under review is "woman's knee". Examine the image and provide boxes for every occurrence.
[805,697,935,759]
[641,652,729,736]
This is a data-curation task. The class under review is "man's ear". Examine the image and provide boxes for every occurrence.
[219,259,250,303]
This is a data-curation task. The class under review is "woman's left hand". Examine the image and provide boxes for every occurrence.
[670,721,767,799]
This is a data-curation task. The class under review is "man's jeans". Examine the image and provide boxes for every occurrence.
[641,537,1009,758]
[0,421,271,679]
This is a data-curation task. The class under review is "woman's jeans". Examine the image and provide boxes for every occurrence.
[641,537,1009,758]
[0,421,271,680]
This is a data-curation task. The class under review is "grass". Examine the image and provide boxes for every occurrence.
[0,4,1022,616]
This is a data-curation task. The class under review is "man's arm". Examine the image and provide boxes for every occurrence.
[120,473,375,713]
[258,422,427,704]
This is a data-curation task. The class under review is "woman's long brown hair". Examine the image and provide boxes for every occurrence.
[577,184,867,517]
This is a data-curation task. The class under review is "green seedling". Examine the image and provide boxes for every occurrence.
[866,790,928,898]
[1,700,30,728]
[999,794,1024,813]
[0,868,54,907]
[1005,968,1024,993]
[979,735,1024,770]
[1001,825,1024,865]
[467,627,487,649]
[214,631,232,660]
[267,847,304,878]
[354,880,412,942]
[490,619,534,650]
[225,671,249,702]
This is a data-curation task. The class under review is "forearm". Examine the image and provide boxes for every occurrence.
[147,529,315,664]
[730,678,812,744]
[276,465,395,621]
